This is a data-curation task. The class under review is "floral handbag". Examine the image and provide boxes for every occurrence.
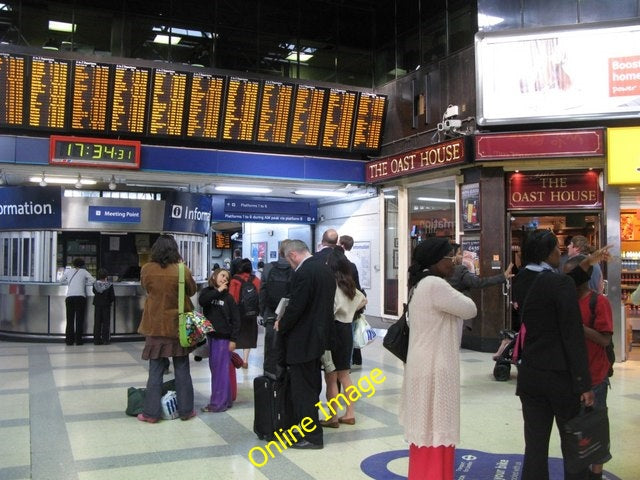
[178,263,214,347]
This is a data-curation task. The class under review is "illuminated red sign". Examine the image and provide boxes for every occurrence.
[507,170,603,209]
[365,137,468,183]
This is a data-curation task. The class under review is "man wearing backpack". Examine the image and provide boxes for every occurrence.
[563,255,613,480]
[259,239,293,378]
[229,258,261,369]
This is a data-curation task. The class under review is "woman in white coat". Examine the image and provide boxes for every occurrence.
[398,237,477,480]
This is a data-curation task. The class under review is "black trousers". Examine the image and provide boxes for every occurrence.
[93,304,111,344]
[65,296,86,345]
[517,364,588,480]
[288,358,323,445]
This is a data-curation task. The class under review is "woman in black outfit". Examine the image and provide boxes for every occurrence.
[513,229,597,480]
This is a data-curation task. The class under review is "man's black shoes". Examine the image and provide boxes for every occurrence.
[291,440,323,450]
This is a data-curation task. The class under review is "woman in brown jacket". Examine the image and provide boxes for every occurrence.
[137,234,198,423]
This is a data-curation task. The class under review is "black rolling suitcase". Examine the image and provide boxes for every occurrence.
[253,374,293,440]
[263,321,286,380]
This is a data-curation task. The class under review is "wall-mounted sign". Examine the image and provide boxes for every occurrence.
[476,21,640,126]
[507,170,603,209]
[88,206,141,223]
[365,137,469,183]
[607,126,640,185]
[475,129,605,160]
[212,197,317,224]
[163,192,212,235]
[49,135,141,169]
[0,186,61,229]
[461,183,480,231]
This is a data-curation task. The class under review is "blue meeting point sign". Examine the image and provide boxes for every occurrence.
[360,449,621,480]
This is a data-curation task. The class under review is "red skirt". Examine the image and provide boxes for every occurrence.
[408,444,455,480]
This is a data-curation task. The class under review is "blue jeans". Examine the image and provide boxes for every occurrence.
[143,356,194,419]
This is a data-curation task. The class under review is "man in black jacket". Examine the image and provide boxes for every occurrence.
[276,239,336,449]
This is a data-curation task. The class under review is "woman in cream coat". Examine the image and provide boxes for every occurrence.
[399,237,477,480]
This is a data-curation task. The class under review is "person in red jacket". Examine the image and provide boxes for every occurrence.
[229,258,261,369]
[564,254,613,480]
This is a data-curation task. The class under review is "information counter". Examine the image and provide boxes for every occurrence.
[0,281,204,342]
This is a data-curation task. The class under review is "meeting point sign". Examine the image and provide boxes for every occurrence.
[365,137,469,183]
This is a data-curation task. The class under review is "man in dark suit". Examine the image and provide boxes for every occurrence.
[313,228,338,261]
[276,239,336,449]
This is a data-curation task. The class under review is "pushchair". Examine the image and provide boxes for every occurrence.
[492,329,517,381]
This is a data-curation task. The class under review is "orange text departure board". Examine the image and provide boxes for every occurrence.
[28,56,69,129]
[148,69,187,136]
[221,77,259,142]
[321,88,356,150]
[0,46,388,154]
[71,60,110,131]
[110,64,150,134]
[0,52,25,126]
[289,85,326,148]
[187,73,225,139]
[352,92,387,152]
[256,80,294,145]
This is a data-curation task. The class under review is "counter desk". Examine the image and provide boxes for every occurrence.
[0,281,204,342]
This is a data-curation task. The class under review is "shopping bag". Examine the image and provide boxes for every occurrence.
[179,310,214,347]
[383,303,409,362]
[161,390,179,420]
[125,379,176,416]
[562,406,611,473]
[353,314,376,348]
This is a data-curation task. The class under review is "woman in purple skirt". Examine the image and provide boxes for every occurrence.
[198,268,241,412]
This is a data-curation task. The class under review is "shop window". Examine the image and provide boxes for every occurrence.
[384,189,399,315]
[408,179,456,250]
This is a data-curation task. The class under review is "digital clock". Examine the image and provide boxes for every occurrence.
[49,135,141,169]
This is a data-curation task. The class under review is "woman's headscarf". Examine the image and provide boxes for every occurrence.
[408,237,453,288]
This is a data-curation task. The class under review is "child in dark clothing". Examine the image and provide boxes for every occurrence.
[93,268,115,345]
[198,268,241,412]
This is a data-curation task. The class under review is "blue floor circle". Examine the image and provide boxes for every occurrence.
[360,448,621,480]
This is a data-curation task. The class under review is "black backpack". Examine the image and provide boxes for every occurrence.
[265,262,293,309]
[235,274,259,318]
[589,291,615,377]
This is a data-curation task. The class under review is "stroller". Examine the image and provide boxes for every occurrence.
[492,329,518,381]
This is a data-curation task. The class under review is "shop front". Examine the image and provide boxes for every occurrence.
[607,126,640,360]
[0,186,211,342]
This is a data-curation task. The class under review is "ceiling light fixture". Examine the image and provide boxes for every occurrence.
[29,175,97,186]
[214,185,273,194]
[415,196,455,203]
[153,34,181,45]
[108,175,117,191]
[48,20,76,32]
[294,189,348,197]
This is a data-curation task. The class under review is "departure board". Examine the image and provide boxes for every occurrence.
[0,53,25,126]
[256,80,294,145]
[148,69,187,136]
[71,60,110,131]
[28,56,69,129]
[351,93,387,151]
[321,88,357,150]
[289,85,326,148]
[110,64,150,134]
[221,77,259,142]
[186,72,224,139]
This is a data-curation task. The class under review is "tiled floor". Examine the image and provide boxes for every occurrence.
[1,332,638,480]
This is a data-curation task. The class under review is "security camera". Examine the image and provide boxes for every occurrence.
[437,122,446,132]
[444,105,459,119]
[444,119,462,128]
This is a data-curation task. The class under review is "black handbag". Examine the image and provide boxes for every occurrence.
[383,302,409,362]
[562,406,611,473]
